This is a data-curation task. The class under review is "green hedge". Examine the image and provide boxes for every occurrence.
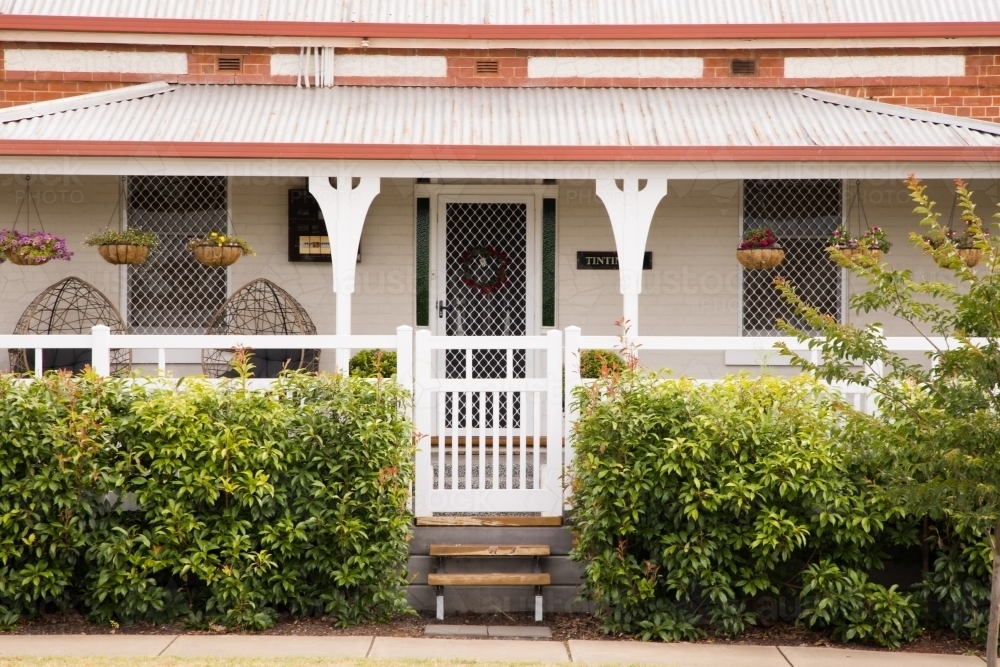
[569,372,923,647]
[0,370,413,630]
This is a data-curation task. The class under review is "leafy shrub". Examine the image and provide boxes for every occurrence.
[569,371,913,646]
[580,349,624,379]
[0,367,413,629]
[799,560,921,649]
[350,349,398,378]
[0,373,125,620]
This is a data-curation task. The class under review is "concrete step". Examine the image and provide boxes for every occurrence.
[429,544,549,556]
[428,573,551,586]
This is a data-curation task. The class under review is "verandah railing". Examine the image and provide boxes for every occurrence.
[0,325,968,516]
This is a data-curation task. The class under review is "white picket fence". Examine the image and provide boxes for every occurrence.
[1,325,975,517]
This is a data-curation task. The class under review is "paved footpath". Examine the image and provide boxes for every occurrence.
[0,635,986,666]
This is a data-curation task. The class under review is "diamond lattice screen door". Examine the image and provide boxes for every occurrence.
[437,197,536,425]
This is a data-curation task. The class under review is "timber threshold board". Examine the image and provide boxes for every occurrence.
[429,544,550,556]
[416,516,562,527]
[428,573,551,586]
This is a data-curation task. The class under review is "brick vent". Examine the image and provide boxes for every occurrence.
[730,59,758,76]
[476,60,500,74]
[216,56,242,72]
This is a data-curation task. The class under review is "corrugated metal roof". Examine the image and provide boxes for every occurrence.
[3,0,999,25]
[2,84,998,149]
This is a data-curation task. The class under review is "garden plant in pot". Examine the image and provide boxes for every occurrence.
[924,180,991,268]
[736,227,784,270]
[188,231,255,268]
[85,177,157,266]
[828,225,891,263]
[0,177,72,267]
[85,229,158,265]
[830,180,891,264]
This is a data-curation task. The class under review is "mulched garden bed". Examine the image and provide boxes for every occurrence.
[6,610,984,658]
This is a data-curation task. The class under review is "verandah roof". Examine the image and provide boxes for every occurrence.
[2,83,1000,163]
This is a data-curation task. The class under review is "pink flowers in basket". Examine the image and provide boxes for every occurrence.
[0,229,73,265]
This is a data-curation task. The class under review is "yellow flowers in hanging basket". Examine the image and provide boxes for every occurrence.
[187,231,255,268]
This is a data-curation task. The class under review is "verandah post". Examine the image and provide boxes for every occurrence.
[544,329,563,516]
[308,174,380,374]
[563,325,582,514]
[594,178,668,336]
[413,329,433,517]
[395,325,413,394]
[91,324,111,377]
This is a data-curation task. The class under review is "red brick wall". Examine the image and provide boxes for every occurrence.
[3,43,1000,123]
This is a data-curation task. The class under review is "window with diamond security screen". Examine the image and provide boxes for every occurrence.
[741,179,843,336]
[126,176,229,334]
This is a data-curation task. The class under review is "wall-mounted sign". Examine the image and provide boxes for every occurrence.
[577,251,653,270]
[287,189,360,263]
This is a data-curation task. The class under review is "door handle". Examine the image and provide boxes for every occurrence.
[437,300,452,318]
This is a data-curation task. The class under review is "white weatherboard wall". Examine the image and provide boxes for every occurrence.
[0,176,122,371]
[270,54,447,78]
[3,49,188,74]
[785,55,965,78]
[528,57,702,79]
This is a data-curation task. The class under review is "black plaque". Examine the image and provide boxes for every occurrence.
[288,189,330,263]
[577,251,652,270]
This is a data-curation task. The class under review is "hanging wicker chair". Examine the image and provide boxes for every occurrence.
[9,277,131,375]
[202,279,320,378]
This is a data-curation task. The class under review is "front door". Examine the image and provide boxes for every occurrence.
[437,198,534,378]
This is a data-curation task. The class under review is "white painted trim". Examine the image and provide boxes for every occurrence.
[528,56,702,79]
[5,29,1000,50]
[271,53,448,78]
[337,54,447,77]
[3,48,187,74]
[5,157,1000,181]
[786,54,965,79]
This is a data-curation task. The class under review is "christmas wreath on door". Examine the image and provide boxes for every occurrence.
[460,246,509,295]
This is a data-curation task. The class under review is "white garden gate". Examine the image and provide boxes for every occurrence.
[413,329,564,517]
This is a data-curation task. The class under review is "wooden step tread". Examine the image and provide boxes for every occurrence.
[428,573,551,586]
[430,544,550,557]
[417,516,562,527]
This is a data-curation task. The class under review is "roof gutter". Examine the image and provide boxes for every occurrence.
[1,141,999,163]
[3,15,1000,40]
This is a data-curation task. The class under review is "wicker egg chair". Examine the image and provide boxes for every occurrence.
[9,276,131,375]
[202,279,320,378]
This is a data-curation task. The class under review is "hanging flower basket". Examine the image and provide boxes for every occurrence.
[957,247,983,267]
[85,229,158,266]
[0,230,73,267]
[828,225,890,264]
[736,248,785,270]
[188,232,255,268]
[736,227,784,270]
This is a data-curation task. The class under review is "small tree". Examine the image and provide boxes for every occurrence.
[775,176,1000,664]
